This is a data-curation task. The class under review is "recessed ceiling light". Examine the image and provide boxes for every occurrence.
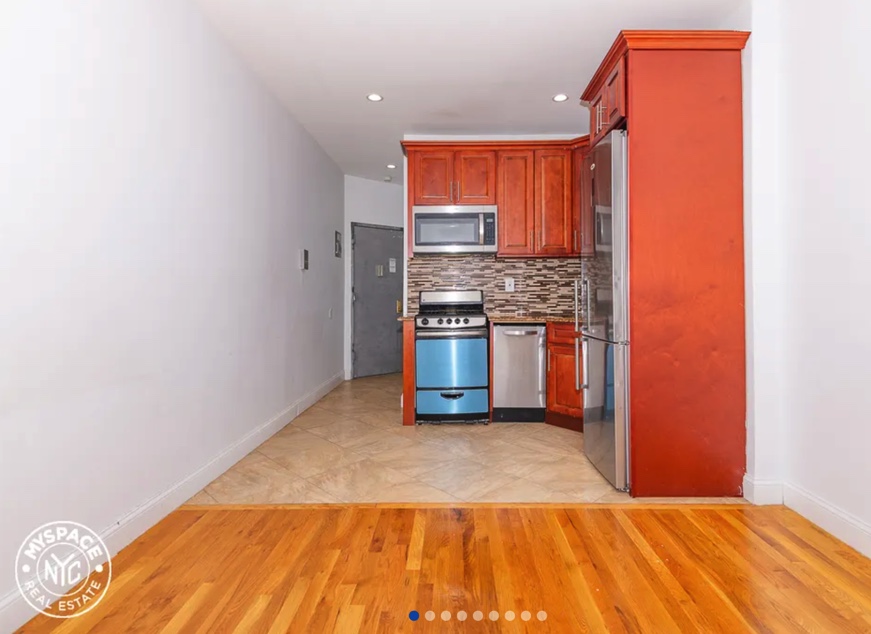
[386,164,396,169]
[552,93,569,102]
[366,93,383,102]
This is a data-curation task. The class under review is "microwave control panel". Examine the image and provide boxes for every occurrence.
[484,217,496,245]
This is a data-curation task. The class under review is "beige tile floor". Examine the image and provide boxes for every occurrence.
[187,374,747,505]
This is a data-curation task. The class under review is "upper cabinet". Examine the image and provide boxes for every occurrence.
[413,151,454,205]
[496,147,579,257]
[534,149,574,256]
[496,150,536,256]
[454,151,497,205]
[412,149,495,206]
[604,57,627,127]
[405,139,589,257]
[587,56,627,146]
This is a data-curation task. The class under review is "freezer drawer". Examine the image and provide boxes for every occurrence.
[415,337,488,389]
[416,389,489,416]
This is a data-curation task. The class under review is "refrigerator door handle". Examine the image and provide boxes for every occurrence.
[573,279,579,331]
[583,278,592,324]
[574,337,580,391]
[581,337,589,390]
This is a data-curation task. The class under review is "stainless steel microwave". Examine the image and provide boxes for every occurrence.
[412,205,498,254]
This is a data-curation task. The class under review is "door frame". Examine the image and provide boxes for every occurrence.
[350,222,404,378]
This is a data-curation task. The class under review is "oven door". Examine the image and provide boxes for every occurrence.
[413,208,487,253]
[415,330,489,389]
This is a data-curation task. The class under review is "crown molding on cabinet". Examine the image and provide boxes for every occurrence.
[581,30,751,102]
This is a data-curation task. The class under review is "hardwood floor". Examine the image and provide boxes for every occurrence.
[18,504,871,633]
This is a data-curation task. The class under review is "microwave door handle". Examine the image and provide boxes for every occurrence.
[479,214,485,245]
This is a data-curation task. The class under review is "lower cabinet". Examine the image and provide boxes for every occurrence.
[546,323,583,429]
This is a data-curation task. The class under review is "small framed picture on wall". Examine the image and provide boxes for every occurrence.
[335,231,342,258]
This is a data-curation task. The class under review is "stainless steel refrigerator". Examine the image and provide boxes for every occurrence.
[575,129,630,491]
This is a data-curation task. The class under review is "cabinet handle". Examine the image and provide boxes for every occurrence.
[530,229,534,248]
[574,229,578,252]
[455,181,461,201]
[547,348,551,372]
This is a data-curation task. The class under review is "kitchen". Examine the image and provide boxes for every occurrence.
[400,30,748,499]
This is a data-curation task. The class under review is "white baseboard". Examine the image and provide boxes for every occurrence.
[0,371,344,633]
[743,475,784,505]
[784,482,871,558]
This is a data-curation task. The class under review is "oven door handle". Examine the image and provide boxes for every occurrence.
[439,391,465,400]
[415,328,489,339]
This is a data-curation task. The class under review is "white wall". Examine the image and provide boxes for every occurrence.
[735,0,871,555]
[716,0,789,506]
[0,1,344,628]
[343,175,404,378]
[776,0,871,555]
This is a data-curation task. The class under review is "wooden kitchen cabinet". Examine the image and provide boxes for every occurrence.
[413,150,454,205]
[454,150,497,204]
[496,150,536,256]
[588,55,627,146]
[604,57,627,128]
[534,149,573,256]
[403,139,588,257]
[411,149,495,206]
[546,323,583,430]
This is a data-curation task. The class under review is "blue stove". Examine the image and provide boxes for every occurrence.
[414,290,489,423]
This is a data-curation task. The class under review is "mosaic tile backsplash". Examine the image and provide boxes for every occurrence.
[407,254,604,316]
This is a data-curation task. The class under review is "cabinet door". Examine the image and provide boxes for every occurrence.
[547,343,583,418]
[413,150,454,205]
[534,149,573,256]
[589,91,606,146]
[455,151,497,205]
[579,151,595,257]
[496,150,535,256]
[604,56,626,130]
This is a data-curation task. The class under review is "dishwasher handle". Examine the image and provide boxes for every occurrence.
[501,329,541,336]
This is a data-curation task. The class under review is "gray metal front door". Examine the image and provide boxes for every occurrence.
[352,223,404,378]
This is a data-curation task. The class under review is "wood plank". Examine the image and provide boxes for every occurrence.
[17,505,871,633]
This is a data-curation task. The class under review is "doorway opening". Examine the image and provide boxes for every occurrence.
[351,223,404,378]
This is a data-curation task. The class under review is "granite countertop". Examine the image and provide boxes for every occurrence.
[399,315,576,323]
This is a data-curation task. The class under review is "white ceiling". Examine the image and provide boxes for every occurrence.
[193,0,748,184]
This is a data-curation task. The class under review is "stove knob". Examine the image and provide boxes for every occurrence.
[421,318,429,325]
[437,318,444,325]
[446,318,453,325]
[463,318,470,324]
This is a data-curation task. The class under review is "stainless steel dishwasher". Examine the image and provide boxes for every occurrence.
[492,324,546,422]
